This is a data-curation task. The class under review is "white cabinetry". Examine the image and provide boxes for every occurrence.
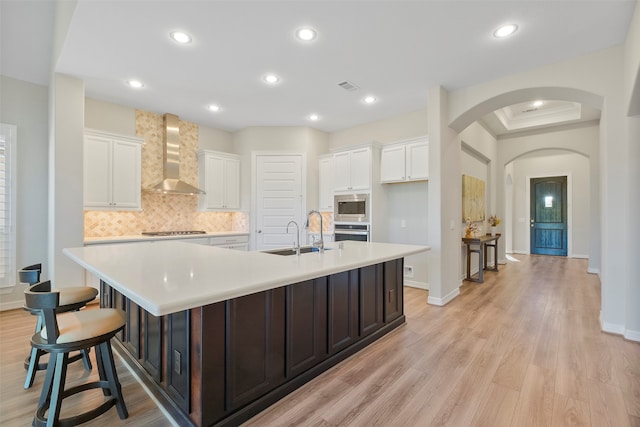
[318,155,334,211]
[184,235,249,251]
[84,129,142,210]
[198,150,240,210]
[333,146,371,192]
[209,235,249,251]
[380,137,428,183]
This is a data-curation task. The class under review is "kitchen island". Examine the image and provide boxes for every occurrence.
[64,240,429,426]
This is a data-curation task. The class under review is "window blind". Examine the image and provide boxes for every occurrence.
[0,124,17,288]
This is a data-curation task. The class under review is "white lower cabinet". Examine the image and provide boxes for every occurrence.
[84,129,143,210]
[209,235,249,251]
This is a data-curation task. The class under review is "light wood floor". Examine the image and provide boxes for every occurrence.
[1,255,638,426]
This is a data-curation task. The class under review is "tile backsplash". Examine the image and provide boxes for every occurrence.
[84,109,248,238]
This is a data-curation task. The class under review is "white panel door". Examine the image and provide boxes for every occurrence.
[255,155,304,250]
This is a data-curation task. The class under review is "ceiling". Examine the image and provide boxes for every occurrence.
[1,1,635,134]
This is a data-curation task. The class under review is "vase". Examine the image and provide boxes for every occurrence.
[491,226,496,236]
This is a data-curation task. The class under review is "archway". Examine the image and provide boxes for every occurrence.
[450,86,603,275]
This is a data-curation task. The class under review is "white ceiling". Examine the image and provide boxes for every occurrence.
[1,1,635,134]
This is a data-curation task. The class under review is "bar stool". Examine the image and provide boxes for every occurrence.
[20,264,99,389]
[25,281,128,426]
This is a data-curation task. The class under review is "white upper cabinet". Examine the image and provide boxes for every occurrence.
[333,146,371,192]
[84,129,142,210]
[198,150,240,210]
[318,155,334,211]
[380,137,428,183]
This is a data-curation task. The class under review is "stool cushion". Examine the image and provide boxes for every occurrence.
[41,309,125,344]
[58,287,98,306]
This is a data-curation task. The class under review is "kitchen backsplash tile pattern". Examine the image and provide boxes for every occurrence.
[307,212,334,233]
[84,110,248,238]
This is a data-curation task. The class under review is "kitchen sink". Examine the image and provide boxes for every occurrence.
[263,246,330,256]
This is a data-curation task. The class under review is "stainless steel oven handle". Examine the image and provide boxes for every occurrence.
[334,230,369,236]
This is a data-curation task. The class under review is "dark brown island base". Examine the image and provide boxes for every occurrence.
[101,258,404,426]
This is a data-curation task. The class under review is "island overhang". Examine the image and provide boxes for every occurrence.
[63,240,430,316]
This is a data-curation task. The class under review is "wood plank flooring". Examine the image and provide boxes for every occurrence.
[1,254,638,426]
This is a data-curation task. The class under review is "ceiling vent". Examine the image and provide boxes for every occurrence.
[338,81,359,92]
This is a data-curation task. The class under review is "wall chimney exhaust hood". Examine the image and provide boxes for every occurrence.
[146,113,205,195]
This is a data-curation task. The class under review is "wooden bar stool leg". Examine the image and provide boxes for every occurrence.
[81,349,92,370]
[35,356,57,424]
[95,342,110,397]
[100,342,128,419]
[24,347,44,389]
[47,353,69,427]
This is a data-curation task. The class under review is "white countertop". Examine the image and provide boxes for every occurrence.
[84,231,249,245]
[64,241,430,316]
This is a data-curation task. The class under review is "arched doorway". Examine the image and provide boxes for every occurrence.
[450,87,602,274]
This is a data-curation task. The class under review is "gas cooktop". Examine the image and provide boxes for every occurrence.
[141,230,206,237]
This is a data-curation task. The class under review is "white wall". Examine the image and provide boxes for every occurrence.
[384,181,429,289]
[330,110,430,288]
[329,108,427,150]
[0,76,49,309]
[49,73,85,289]
[624,1,640,340]
[85,98,135,135]
[85,98,234,152]
[510,150,591,257]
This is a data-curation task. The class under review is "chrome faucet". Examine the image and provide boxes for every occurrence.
[286,220,300,256]
[305,210,324,253]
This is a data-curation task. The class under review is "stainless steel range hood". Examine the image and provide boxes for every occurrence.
[146,113,205,195]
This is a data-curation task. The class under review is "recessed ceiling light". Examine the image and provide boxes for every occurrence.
[308,114,320,121]
[296,27,317,42]
[532,100,544,107]
[493,24,518,38]
[127,80,144,89]
[263,74,280,84]
[170,31,192,44]
[207,104,221,112]
[363,96,377,104]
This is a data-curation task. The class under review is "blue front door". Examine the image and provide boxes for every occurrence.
[530,176,567,256]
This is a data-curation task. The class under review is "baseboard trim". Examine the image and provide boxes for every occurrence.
[587,267,600,275]
[0,300,24,312]
[512,250,530,255]
[404,280,428,290]
[571,254,589,259]
[624,329,640,342]
[427,286,460,306]
[599,311,640,342]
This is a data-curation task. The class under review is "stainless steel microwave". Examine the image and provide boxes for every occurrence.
[334,193,369,223]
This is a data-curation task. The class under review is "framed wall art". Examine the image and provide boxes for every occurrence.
[462,174,485,221]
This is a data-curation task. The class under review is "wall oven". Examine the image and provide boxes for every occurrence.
[334,193,369,223]
[334,223,370,242]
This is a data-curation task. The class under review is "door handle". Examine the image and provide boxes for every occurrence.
[257,230,262,233]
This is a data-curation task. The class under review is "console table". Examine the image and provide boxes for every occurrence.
[462,234,501,283]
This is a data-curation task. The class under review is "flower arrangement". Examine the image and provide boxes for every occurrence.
[465,217,479,238]
[488,215,501,227]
